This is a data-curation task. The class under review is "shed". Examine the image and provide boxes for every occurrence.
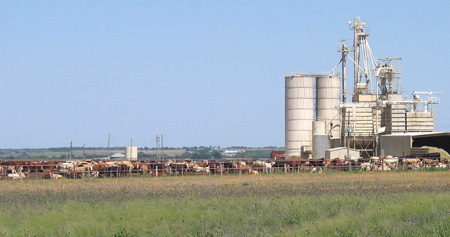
[379,132,450,157]
[110,153,125,159]
[325,147,360,160]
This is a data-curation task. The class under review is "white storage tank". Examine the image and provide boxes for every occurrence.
[285,74,315,159]
[316,74,341,138]
[125,146,138,161]
[313,120,326,135]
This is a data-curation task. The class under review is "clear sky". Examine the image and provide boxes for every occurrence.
[1,1,450,149]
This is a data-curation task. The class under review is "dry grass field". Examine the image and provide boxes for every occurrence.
[0,148,186,159]
[0,171,449,236]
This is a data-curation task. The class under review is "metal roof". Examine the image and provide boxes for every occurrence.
[380,132,450,137]
[110,153,125,158]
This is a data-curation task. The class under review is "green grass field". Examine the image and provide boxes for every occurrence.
[0,172,449,236]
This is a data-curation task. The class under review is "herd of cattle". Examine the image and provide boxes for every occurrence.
[0,155,449,180]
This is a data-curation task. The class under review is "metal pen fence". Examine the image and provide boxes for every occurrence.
[0,157,448,180]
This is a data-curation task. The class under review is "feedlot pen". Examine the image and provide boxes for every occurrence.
[0,157,449,180]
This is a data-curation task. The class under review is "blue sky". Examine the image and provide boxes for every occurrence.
[1,1,450,148]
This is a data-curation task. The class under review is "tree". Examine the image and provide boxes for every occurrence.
[211,150,222,159]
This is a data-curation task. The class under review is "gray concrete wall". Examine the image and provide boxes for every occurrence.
[325,147,359,159]
[313,135,330,159]
[379,135,411,157]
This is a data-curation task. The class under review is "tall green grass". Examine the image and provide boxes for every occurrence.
[0,172,448,236]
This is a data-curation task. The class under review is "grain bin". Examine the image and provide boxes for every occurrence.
[125,146,138,161]
[285,74,314,159]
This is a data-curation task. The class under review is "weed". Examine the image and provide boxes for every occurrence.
[0,172,448,236]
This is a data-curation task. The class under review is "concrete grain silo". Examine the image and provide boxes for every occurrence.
[285,74,315,159]
[316,74,341,138]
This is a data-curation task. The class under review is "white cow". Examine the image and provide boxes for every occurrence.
[52,173,64,179]
[59,162,74,172]
[360,162,372,171]
[378,164,391,171]
[7,172,26,180]
[310,166,323,173]
[193,165,210,173]
[252,161,275,173]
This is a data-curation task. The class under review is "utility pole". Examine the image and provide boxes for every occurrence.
[345,111,353,159]
[340,43,348,103]
[107,133,111,159]
[69,141,73,160]
[161,134,164,163]
[156,135,160,161]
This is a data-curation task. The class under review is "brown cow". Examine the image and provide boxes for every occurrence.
[233,162,250,175]
[249,169,259,175]
[198,160,209,167]
[139,164,150,175]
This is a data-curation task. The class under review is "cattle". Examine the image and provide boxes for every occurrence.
[382,156,399,170]
[7,165,21,174]
[51,173,64,179]
[9,153,450,179]
[310,166,322,173]
[252,161,275,173]
[138,164,150,175]
[402,158,421,165]
[7,172,27,180]
[360,162,372,171]
[97,163,114,178]
[422,158,439,166]
[370,157,380,165]
[165,160,188,175]
[233,162,250,175]
[215,165,226,175]
[186,161,197,171]
[105,161,117,167]
[340,163,352,171]
[233,161,246,167]
[405,163,421,170]
[252,161,266,167]
[440,156,449,164]
[378,164,391,171]
[294,165,308,172]
[59,162,74,172]
[120,161,134,169]
[310,158,325,168]
[198,160,209,168]
[357,157,371,164]
[329,158,344,170]
[193,165,210,173]
[248,169,259,175]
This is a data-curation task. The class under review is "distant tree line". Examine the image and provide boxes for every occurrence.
[0,146,280,160]
[175,148,222,160]
[228,150,272,159]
